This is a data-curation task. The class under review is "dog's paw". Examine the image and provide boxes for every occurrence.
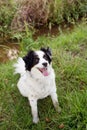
[55,105,61,113]
[33,117,39,124]
[57,106,61,113]
[54,102,61,113]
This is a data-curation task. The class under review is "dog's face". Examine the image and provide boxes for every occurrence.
[23,47,52,77]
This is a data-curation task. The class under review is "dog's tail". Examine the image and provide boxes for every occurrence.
[14,57,26,76]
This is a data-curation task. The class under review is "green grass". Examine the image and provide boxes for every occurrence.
[0,22,87,130]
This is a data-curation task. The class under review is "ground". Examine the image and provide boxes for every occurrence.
[0,22,87,130]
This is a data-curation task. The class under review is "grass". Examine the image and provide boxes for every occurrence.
[0,22,87,130]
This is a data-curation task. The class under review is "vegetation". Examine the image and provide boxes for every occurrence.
[0,0,16,39]
[0,0,87,38]
[0,22,87,130]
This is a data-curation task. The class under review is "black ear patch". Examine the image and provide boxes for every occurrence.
[41,47,52,64]
[23,50,39,71]
[41,47,52,57]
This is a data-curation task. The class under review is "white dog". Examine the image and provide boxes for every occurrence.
[14,47,61,123]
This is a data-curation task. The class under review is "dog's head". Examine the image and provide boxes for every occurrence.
[23,47,52,77]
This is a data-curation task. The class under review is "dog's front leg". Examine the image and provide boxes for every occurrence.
[29,99,39,123]
[50,92,61,113]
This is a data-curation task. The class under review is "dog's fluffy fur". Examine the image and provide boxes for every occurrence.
[14,47,61,123]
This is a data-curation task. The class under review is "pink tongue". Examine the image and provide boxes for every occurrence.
[41,68,49,76]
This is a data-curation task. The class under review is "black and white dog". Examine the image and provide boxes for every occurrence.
[14,47,61,123]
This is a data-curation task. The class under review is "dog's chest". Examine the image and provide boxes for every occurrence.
[29,77,52,99]
[18,71,55,100]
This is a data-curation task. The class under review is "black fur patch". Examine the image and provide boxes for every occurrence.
[41,47,52,64]
[23,50,39,71]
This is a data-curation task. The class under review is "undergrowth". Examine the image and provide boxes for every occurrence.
[0,0,87,39]
[0,0,17,39]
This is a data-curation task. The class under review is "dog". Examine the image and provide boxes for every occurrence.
[14,47,61,123]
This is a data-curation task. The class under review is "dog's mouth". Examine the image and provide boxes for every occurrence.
[37,68,49,76]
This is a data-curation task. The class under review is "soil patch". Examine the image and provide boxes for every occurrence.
[34,23,74,39]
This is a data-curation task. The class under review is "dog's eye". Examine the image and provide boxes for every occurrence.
[43,54,48,60]
[35,58,39,63]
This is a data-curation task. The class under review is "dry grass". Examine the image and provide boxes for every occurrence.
[11,0,51,31]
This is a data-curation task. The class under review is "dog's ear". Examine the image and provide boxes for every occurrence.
[41,47,52,64]
[23,50,34,71]
[41,47,52,58]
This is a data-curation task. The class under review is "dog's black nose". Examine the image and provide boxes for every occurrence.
[42,62,47,67]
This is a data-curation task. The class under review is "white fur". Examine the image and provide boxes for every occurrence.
[14,57,26,76]
[14,51,61,123]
